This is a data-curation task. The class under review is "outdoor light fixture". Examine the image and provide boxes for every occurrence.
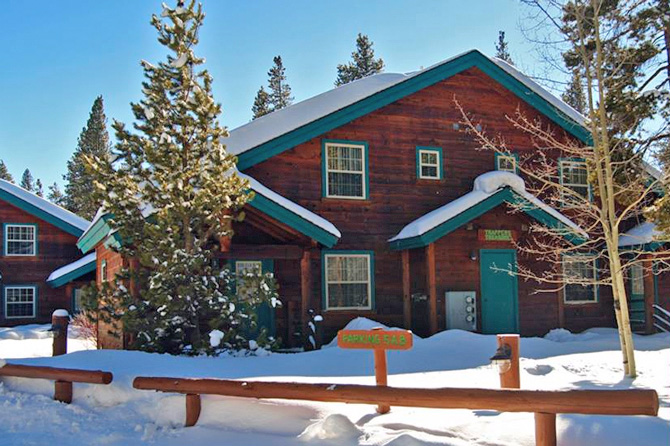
[490,343,512,374]
[469,250,478,261]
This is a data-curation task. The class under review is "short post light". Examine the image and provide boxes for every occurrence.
[490,334,520,389]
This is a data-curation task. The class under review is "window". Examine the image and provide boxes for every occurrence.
[4,286,36,319]
[560,159,590,201]
[323,141,367,199]
[235,260,263,300]
[416,147,443,180]
[100,260,108,283]
[324,252,373,310]
[563,255,597,304]
[495,153,518,173]
[4,224,37,256]
[73,288,83,313]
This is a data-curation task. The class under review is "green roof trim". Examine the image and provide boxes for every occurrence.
[389,187,586,250]
[248,192,339,248]
[47,258,96,288]
[237,50,591,171]
[76,214,113,253]
[0,189,84,238]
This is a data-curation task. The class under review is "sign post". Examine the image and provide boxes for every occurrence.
[337,326,413,414]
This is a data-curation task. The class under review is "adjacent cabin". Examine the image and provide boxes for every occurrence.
[0,180,94,325]
[77,49,670,348]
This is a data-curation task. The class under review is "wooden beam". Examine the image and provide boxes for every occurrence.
[301,249,312,343]
[426,243,438,334]
[215,244,303,260]
[0,364,113,384]
[402,250,411,329]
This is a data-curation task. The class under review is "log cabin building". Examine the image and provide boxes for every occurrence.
[0,179,94,325]
[75,50,670,348]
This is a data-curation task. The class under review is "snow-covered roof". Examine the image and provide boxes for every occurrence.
[46,252,96,287]
[0,179,90,236]
[389,171,586,244]
[618,222,667,248]
[225,50,587,158]
[239,173,341,239]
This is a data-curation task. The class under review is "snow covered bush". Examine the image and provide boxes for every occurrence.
[69,309,98,345]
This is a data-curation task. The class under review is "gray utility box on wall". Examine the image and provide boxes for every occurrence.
[445,291,477,331]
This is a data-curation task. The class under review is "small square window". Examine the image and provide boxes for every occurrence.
[496,154,517,173]
[4,224,37,256]
[100,260,108,283]
[417,148,442,180]
[235,260,263,300]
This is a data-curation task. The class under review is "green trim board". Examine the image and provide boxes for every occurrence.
[321,250,376,311]
[389,187,586,250]
[77,214,114,253]
[3,223,38,256]
[0,189,84,237]
[321,139,370,200]
[416,146,444,180]
[237,50,591,171]
[47,257,96,288]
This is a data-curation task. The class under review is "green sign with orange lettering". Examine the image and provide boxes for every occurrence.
[337,329,413,350]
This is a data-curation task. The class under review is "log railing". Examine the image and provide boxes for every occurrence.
[0,363,113,403]
[132,376,658,445]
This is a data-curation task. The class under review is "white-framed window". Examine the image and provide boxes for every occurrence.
[235,260,263,300]
[563,255,597,304]
[417,148,442,180]
[324,253,373,310]
[4,224,37,256]
[4,286,37,319]
[324,141,367,199]
[100,260,108,283]
[560,160,590,201]
[496,154,517,173]
[73,288,83,313]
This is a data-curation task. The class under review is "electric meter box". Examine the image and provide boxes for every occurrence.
[445,291,477,331]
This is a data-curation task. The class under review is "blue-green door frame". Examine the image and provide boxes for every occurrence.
[479,249,519,334]
[231,259,276,338]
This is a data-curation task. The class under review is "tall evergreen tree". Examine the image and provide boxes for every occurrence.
[63,96,111,219]
[85,0,277,355]
[561,69,586,114]
[35,179,44,197]
[267,55,293,110]
[251,85,272,119]
[0,160,13,183]
[47,182,66,206]
[20,169,35,192]
[335,33,385,86]
[495,30,514,65]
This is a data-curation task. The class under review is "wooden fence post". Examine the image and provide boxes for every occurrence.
[371,327,390,414]
[185,394,201,427]
[497,334,520,389]
[52,310,69,357]
[535,412,557,446]
[54,380,73,404]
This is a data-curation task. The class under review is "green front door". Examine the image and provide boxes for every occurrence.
[480,249,519,334]
[233,259,276,338]
[629,263,646,330]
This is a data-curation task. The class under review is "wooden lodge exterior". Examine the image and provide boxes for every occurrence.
[0,180,94,325]
[76,50,670,348]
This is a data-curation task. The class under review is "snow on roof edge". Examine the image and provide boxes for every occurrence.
[47,252,97,283]
[618,221,668,247]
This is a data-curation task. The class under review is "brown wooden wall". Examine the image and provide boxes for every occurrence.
[243,67,617,341]
[0,199,86,325]
[94,243,126,349]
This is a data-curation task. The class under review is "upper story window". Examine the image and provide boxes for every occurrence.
[323,140,368,199]
[560,159,590,201]
[563,254,597,304]
[323,252,373,310]
[4,224,37,256]
[416,147,443,180]
[495,153,518,173]
[4,286,37,319]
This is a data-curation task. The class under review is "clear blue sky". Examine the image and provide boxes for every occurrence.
[0,0,544,188]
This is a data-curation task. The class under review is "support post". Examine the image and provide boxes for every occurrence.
[534,412,557,446]
[402,250,411,329]
[643,256,655,334]
[54,380,73,404]
[301,249,311,346]
[372,328,390,414]
[497,334,520,389]
[426,243,438,334]
[185,393,201,427]
[51,310,69,357]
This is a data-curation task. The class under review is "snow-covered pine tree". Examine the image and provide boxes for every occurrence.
[35,179,44,197]
[335,33,385,86]
[47,182,66,206]
[20,169,35,192]
[0,160,13,182]
[63,96,111,219]
[251,85,272,119]
[85,0,278,355]
[267,55,293,110]
[561,69,586,114]
[494,31,514,65]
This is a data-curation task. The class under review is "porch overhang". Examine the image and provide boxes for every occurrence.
[47,252,97,288]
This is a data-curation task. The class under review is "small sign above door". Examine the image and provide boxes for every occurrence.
[479,229,515,242]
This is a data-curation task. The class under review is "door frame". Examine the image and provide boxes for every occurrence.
[479,248,519,333]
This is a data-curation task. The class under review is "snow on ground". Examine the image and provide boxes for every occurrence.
[0,319,668,445]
